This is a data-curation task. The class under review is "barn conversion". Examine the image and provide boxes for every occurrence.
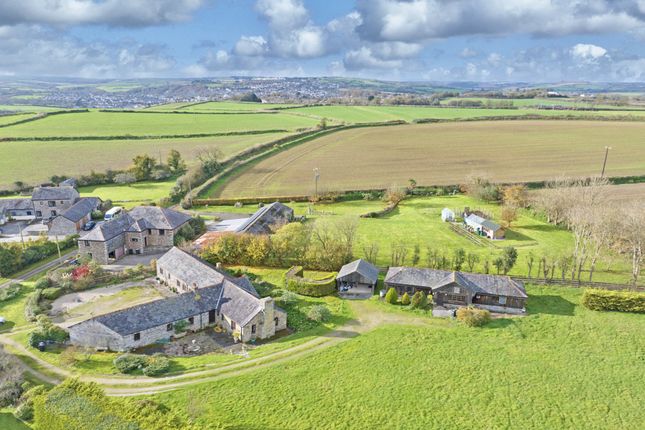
[384,267,527,314]
[212,202,294,235]
[336,259,379,299]
[69,247,287,351]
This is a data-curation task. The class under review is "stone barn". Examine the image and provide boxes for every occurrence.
[336,259,379,299]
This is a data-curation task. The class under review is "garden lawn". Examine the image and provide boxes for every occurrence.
[154,286,645,430]
[0,132,292,189]
[0,110,318,138]
[196,195,635,284]
[0,409,30,430]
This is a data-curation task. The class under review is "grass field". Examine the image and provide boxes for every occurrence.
[174,101,301,112]
[196,195,636,284]
[213,120,645,197]
[286,104,645,123]
[0,110,319,139]
[0,113,39,126]
[0,104,63,113]
[440,97,645,109]
[78,180,176,207]
[0,132,291,188]
[154,285,645,429]
[0,409,29,430]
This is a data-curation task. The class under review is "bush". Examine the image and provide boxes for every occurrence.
[285,275,336,297]
[410,291,428,309]
[34,277,51,290]
[0,283,21,302]
[24,290,44,322]
[401,292,411,306]
[27,316,69,347]
[142,355,171,377]
[385,287,398,304]
[279,290,299,305]
[456,307,491,327]
[14,400,34,421]
[113,354,148,374]
[582,289,645,313]
[307,305,331,322]
[41,287,63,301]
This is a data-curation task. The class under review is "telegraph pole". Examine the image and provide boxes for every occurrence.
[313,168,320,200]
[600,146,612,178]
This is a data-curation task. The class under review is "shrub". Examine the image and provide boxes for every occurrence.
[284,270,337,297]
[401,292,411,306]
[24,290,44,322]
[0,283,21,302]
[279,290,299,305]
[142,355,171,377]
[307,305,331,322]
[113,354,148,374]
[456,307,491,327]
[582,289,645,313]
[34,277,51,290]
[14,400,35,421]
[385,287,398,304]
[41,287,63,301]
[410,291,428,309]
[28,318,69,347]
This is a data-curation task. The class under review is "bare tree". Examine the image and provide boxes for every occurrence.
[426,247,439,269]
[362,243,380,264]
[390,242,409,266]
[619,203,645,286]
[525,251,535,278]
[466,252,480,272]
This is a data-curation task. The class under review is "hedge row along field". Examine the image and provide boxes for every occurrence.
[211,120,645,198]
[582,288,645,313]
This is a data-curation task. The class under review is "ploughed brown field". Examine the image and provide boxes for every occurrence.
[212,120,645,198]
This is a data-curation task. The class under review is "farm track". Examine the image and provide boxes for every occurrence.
[0,301,433,396]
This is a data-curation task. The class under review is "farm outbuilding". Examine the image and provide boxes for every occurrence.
[464,212,505,239]
[441,208,455,222]
[336,259,379,299]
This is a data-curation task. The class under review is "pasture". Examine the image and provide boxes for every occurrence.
[0,110,319,138]
[155,286,645,429]
[0,132,291,188]
[212,120,645,198]
[78,180,177,207]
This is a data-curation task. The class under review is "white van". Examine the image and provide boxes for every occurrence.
[104,206,123,221]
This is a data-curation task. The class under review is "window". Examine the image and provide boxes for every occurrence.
[27,211,32,215]
[131,237,139,242]
[176,280,180,287]
[188,317,194,325]
[60,201,64,204]
[166,323,173,331]
[51,210,57,216]
[84,240,89,246]
[231,321,236,330]
[499,296,507,305]
[36,211,42,217]
[251,324,256,334]
[147,229,151,234]
[453,287,460,294]
[221,314,224,321]
[134,333,141,341]
[159,229,165,235]
[159,268,164,274]
[274,317,279,327]
[48,201,56,207]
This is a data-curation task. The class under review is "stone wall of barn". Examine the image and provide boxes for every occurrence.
[69,320,126,351]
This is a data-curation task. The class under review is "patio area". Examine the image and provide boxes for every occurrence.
[136,327,250,357]
[339,285,374,300]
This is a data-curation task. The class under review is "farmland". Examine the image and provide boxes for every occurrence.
[0,132,292,188]
[212,120,645,198]
[154,286,645,429]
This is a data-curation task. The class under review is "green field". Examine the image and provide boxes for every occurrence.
[440,97,645,109]
[154,285,645,429]
[78,180,176,207]
[0,113,39,126]
[196,195,635,284]
[0,132,291,188]
[0,110,318,139]
[174,101,301,112]
[213,120,645,198]
[0,104,64,113]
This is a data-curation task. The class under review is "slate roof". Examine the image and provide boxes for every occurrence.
[337,259,379,283]
[81,214,135,241]
[385,267,527,298]
[465,213,501,232]
[219,280,263,326]
[60,197,100,222]
[128,206,191,230]
[31,186,79,201]
[157,247,226,289]
[237,202,294,235]
[0,198,34,212]
[59,178,77,188]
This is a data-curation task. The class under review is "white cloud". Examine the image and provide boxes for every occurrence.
[460,47,477,58]
[344,47,403,70]
[570,43,608,61]
[234,36,268,56]
[0,1,204,27]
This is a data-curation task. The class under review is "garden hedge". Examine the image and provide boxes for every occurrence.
[582,288,645,313]
[284,266,336,297]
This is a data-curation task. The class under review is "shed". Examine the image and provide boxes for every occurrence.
[441,208,455,222]
[336,259,379,299]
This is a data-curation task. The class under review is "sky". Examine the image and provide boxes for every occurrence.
[2,0,645,82]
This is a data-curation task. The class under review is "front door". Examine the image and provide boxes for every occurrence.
[208,309,216,324]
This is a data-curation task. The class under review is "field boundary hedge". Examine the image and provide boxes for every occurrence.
[581,288,645,312]
[283,266,337,297]
[413,113,645,124]
[0,109,83,129]
[97,109,281,115]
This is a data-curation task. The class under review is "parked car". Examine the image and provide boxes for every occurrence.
[82,220,96,231]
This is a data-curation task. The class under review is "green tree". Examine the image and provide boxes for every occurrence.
[131,154,156,181]
[385,287,398,304]
[401,292,411,306]
[196,147,223,176]
[453,248,466,271]
[410,291,428,309]
[493,257,504,274]
[167,149,186,174]
[501,246,518,274]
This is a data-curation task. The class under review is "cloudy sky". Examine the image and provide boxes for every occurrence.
[2,0,645,82]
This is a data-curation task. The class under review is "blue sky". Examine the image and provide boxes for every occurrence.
[2,0,645,82]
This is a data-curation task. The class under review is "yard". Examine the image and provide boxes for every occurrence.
[194,194,636,284]
[153,285,645,429]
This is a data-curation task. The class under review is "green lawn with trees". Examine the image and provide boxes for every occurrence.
[153,285,645,429]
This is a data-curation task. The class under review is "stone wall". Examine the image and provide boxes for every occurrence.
[69,320,125,351]
[78,240,109,264]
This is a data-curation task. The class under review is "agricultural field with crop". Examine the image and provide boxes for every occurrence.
[212,120,645,198]
[154,285,645,429]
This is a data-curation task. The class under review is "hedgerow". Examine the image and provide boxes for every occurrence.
[582,289,645,313]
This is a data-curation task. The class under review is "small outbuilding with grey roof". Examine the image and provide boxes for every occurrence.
[49,197,101,235]
[336,259,379,298]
